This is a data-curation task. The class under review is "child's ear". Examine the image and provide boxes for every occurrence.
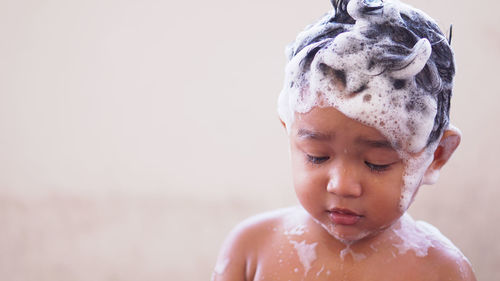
[422,126,461,185]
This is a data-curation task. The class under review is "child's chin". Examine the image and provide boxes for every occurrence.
[321,222,374,244]
[310,215,377,243]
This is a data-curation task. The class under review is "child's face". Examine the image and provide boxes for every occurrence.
[289,106,411,242]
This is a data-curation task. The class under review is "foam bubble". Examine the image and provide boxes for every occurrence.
[340,242,367,261]
[316,265,325,277]
[394,140,438,210]
[290,240,318,276]
[311,216,373,243]
[279,1,438,153]
[284,224,307,236]
[392,213,470,277]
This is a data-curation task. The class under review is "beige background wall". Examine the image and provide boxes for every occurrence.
[0,0,498,280]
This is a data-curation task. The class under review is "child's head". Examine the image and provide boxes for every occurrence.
[278,0,455,151]
[278,0,459,242]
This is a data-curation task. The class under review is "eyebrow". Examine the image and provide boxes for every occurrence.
[296,129,395,149]
[355,137,394,149]
[297,129,333,141]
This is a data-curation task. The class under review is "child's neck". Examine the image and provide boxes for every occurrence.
[311,211,408,260]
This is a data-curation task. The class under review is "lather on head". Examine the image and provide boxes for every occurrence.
[278,0,455,153]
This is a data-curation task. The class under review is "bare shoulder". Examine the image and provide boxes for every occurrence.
[211,206,302,281]
[221,206,302,249]
[415,220,477,281]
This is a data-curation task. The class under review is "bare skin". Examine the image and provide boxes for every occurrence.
[212,106,476,281]
[212,206,476,281]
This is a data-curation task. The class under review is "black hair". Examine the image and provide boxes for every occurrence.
[286,0,455,146]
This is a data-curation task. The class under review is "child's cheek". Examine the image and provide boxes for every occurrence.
[398,147,436,210]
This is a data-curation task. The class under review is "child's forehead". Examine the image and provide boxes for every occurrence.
[292,104,427,154]
[294,106,393,143]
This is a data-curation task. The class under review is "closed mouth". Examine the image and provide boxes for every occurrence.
[329,208,362,217]
[328,208,363,225]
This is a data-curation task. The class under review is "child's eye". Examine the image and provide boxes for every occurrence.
[306,155,330,164]
[365,161,391,172]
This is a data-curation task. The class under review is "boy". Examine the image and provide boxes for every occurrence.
[213,0,476,280]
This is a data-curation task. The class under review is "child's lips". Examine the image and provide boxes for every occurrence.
[328,208,362,225]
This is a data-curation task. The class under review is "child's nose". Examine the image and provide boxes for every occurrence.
[326,163,362,197]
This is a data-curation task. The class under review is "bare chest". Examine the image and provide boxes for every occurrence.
[249,240,438,281]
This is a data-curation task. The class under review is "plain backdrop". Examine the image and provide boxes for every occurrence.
[0,0,499,280]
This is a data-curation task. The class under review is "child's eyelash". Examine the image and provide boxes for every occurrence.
[305,155,394,171]
[365,161,391,172]
[306,155,330,164]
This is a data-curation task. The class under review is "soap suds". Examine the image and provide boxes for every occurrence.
[340,243,367,261]
[392,214,433,257]
[398,143,437,210]
[284,224,307,236]
[289,240,318,276]
[279,0,439,153]
[316,265,325,277]
[283,209,308,236]
[391,213,470,279]
[312,216,372,243]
